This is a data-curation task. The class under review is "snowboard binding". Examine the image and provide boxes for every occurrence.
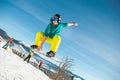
[30,45,38,49]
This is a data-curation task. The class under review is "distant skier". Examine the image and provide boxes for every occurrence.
[2,37,13,49]
[38,60,43,69]
[24,50,34,63]
[31,14,78,57]
[22,52,26,58]
[0,37,2,42]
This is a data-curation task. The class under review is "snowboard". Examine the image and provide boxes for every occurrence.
[31,49,62,63]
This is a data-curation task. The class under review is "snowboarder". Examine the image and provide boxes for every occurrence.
[2,37,13,49]
[31,14,78,57]
[24,50,34,63]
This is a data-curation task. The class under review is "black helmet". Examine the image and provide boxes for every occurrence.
[51,14,61,22]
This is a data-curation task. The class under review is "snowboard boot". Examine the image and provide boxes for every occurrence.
[30,45,38,49]
[46,51,55,57]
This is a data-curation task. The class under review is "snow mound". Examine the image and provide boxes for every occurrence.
[0,47,51,80]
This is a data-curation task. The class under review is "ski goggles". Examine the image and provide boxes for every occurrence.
[52,17,59,22]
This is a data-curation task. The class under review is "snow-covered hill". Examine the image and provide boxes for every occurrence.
[0,47,51,80]
[0,29,84,80]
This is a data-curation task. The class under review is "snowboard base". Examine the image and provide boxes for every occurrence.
[32,49,62,63]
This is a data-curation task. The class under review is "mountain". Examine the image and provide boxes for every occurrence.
[0,28,30,52]
[0,28,84,80]
[13,40,30,52]
[0,28,9,40]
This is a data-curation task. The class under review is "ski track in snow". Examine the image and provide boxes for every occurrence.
[0,42,51,80]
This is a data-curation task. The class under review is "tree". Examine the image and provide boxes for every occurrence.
[53,57,74,80]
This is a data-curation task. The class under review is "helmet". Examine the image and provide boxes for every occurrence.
[51,14,61,23]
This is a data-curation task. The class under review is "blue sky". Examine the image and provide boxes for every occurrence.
[0,0,120,80]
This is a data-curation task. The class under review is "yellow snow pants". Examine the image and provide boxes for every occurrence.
[35,32,61,53]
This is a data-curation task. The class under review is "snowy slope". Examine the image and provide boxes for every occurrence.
[0,46,51,80]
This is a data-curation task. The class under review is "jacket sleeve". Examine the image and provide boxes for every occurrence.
[60,23,68,28]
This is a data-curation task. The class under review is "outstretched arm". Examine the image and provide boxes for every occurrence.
[68,22,78,27]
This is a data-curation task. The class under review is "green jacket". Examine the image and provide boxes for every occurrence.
[44,23,68,38]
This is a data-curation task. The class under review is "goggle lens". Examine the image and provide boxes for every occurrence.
[52,17,59,22]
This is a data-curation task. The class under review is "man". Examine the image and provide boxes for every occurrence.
[31,14,78,57]
[2,37,13,49]
[24,50,34,63]
[38,60,43,69]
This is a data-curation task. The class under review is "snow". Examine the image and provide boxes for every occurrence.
[0,42,51,80]
[34,50,62,65]
[19,41,30,48]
